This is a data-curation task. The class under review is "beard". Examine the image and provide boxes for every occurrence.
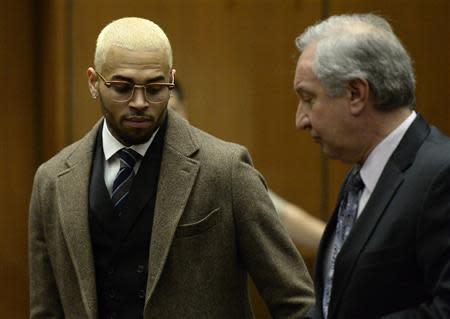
[99,95,166,146]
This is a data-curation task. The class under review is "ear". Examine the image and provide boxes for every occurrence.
[170,68,176,82]
[87,67,99,99]
[347,78,370,116]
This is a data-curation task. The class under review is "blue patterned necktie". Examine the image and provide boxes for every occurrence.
[111,148,141,212]
[323,168,364,318]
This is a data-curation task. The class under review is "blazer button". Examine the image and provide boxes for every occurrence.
[137,264,145,273]
[107,267,114,275]
[109,312,117,319]
[108,290,116,300]
[138,289,145,299]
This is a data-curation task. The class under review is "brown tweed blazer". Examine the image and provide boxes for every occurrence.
[28,109,314,318]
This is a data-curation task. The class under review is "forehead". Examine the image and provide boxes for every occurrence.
[102,45,170,78]
[294,45,320,92]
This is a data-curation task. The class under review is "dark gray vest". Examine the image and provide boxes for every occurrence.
[88,121,166,319]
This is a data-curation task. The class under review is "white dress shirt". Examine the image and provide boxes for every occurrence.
[102,120,159,196]
[322,111,417,306]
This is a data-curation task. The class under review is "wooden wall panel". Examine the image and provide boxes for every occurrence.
[0,0,37,317]
[18,0,448,318]
[39,0,72,160]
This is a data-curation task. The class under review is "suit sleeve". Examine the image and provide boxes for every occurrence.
[230,146,315,318]
[378,164,450,319]
[28,166,64,319]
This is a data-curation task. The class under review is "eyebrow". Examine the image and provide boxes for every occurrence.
[110,74,166,84]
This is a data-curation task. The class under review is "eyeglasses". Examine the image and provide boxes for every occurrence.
[95,69,175,103]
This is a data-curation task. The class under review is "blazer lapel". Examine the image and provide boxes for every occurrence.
[327,114,430,318]
[56,122,101,319]
[144,111,200,304]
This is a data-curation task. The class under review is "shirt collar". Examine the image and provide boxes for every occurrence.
[360,111,417,193]
[102,119,158,161]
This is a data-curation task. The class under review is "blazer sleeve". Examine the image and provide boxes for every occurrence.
[378,164,450,319]
[28,166,64,319]
[230,146,315,318]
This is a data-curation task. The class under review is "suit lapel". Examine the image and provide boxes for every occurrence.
[56,122,101,319]
[145,110,200,304]
[89,128,116,239]
[313,178,348,319]
[327,114,430,318]
[328,162,404,318]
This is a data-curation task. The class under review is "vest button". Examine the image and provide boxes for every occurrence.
[138,289,145,299]
[109,312,117,319]
[137,264,145,273]
[107,267,114,275]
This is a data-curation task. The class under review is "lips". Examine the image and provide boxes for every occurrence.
[123,116,152,128]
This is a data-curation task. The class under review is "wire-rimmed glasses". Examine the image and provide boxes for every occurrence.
[95,69,175,103]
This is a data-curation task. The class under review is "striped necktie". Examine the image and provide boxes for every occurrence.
[323,168,364,318]
[111,148,141,212]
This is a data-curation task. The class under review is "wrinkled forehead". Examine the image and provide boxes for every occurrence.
[297,45,316,67]
[294,45,317,81]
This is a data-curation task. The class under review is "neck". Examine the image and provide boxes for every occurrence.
[357,106,412,164]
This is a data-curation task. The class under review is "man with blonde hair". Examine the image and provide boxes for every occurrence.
[294,13,450,319]
[29,17,314,319]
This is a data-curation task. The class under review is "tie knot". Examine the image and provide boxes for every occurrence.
[346,169,364,193]
[117,148,141,168]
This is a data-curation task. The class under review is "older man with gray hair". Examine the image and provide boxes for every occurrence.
[28,17,314,319]
[294,13,450,319]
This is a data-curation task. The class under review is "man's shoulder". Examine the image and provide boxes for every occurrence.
[41,140,82,167]
[419,125,450,162]
[395,114,450,170]
[186,124,255,170]
[168,112,249,160]
[36,125,98,177]
[405,123,450,183]
[190,124,246,154]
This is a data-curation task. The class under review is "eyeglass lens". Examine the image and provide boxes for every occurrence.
[109,83,170,103]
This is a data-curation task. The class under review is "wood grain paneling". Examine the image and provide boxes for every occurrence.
[0,0,37,317]
[38,0,72,160]
[7,0,447,318]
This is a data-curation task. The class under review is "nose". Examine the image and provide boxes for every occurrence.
[295,101,311,130]
[129,87,149,109]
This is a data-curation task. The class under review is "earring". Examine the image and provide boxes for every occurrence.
[92,93,98,99]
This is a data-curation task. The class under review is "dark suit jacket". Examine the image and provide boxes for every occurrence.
[309,115,450,319]
[28,109,314,319]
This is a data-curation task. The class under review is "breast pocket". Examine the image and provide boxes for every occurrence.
[175,207,222,238]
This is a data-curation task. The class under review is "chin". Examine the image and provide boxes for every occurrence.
[322,147,340,161]
[118,130,155,146]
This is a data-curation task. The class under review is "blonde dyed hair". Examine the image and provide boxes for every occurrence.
[94,17,173,72]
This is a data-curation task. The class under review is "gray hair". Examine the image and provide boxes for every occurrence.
[94,17,173,73]
[295,14,415,110]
